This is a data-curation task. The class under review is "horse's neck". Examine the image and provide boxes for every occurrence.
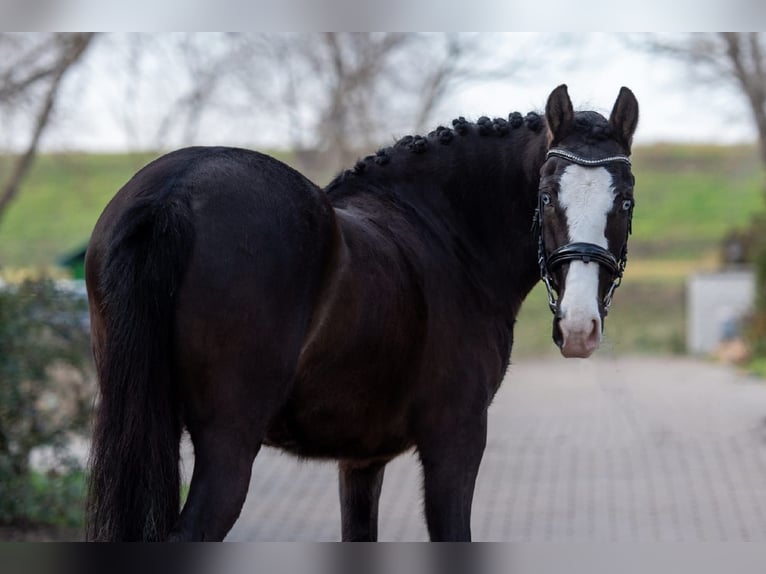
[407,130,547,312]
[442,134,544,240]
[327,125,547,312]
[429,132,546,298]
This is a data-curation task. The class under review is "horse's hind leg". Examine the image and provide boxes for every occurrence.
[417,412,487,542]
[166,333,303,541]
[169,420,261,541]
[338,460,387,541]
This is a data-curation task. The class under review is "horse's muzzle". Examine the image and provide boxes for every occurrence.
[552,315,601,358]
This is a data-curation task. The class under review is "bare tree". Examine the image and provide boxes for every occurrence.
[721,33,766,167]
[139,33,530,179]
[647,33,766,167]
[645,33,766,335]
[244,33,527,174]
[0,33,529,194]
[0,33,96,223]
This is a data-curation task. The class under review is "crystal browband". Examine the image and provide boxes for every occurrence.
[546,148,631,167]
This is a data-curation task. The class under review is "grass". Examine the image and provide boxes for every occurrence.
[0,152,158,267]
[630,144,766,259]
[0,143,764,356]
[512,281,686,358]
[749,357,766,379]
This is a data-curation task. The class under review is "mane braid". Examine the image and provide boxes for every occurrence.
[325,109,546,192]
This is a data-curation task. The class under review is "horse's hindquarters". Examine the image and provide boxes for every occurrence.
[171,151,339,432]
[88,147,341,541]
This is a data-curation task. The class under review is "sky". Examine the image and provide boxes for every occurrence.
[448,34,755,146]
[25,33,759,153]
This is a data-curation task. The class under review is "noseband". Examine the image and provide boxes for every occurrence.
[534,147,633,315]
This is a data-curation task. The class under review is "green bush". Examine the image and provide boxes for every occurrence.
[0,278,92,527]
[742,212,766,368]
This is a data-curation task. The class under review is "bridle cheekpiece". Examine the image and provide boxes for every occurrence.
[534,147,633,315]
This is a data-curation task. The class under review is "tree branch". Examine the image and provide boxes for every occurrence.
[722,33,766,165]
[0,33,95,222]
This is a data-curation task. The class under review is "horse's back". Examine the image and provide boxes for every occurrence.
[90,146,335,298]
[89,146,333,272]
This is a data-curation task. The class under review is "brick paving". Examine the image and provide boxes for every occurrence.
[218,356,766,541]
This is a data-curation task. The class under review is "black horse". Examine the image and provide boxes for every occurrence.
[85,85,638,541]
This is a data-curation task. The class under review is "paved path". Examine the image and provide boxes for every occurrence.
[217,355,766,541]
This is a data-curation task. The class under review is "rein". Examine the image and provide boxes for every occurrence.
[534,147,633,315]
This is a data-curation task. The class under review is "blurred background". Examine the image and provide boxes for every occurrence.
[1,32,765,540]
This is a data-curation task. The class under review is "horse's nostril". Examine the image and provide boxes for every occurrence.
[552,317,564,349]
[586,319,601,348]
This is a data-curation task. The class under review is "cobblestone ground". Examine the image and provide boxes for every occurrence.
[216,356,766,542]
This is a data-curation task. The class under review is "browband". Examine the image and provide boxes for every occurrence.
[546,147,631,167]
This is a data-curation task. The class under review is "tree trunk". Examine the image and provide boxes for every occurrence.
[0,33,95,223]
[721,33,766,171]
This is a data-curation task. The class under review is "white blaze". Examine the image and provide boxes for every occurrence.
[558,165,616,329]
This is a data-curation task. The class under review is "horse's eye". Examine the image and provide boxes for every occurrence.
[621,199,633,211]
[541,192,552,206]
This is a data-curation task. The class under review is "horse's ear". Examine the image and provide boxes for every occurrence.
[545,84,574,145]
[609,86,639,152]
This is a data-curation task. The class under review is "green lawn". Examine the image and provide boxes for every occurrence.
[0,144,763,356]
[513,281,686,358]
[629,144,765,258]
[0,152,158,268]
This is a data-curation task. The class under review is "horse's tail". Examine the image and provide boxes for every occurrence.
[86,186,194,541]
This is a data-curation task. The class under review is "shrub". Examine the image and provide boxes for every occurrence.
[741,213,766,370]
[0,278,93,527]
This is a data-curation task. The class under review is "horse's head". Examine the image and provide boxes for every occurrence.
[536,85,639,358]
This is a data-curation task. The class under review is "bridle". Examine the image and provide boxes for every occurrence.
[533,147,634,315]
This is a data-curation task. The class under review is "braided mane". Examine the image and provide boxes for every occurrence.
[325,111,546,192]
